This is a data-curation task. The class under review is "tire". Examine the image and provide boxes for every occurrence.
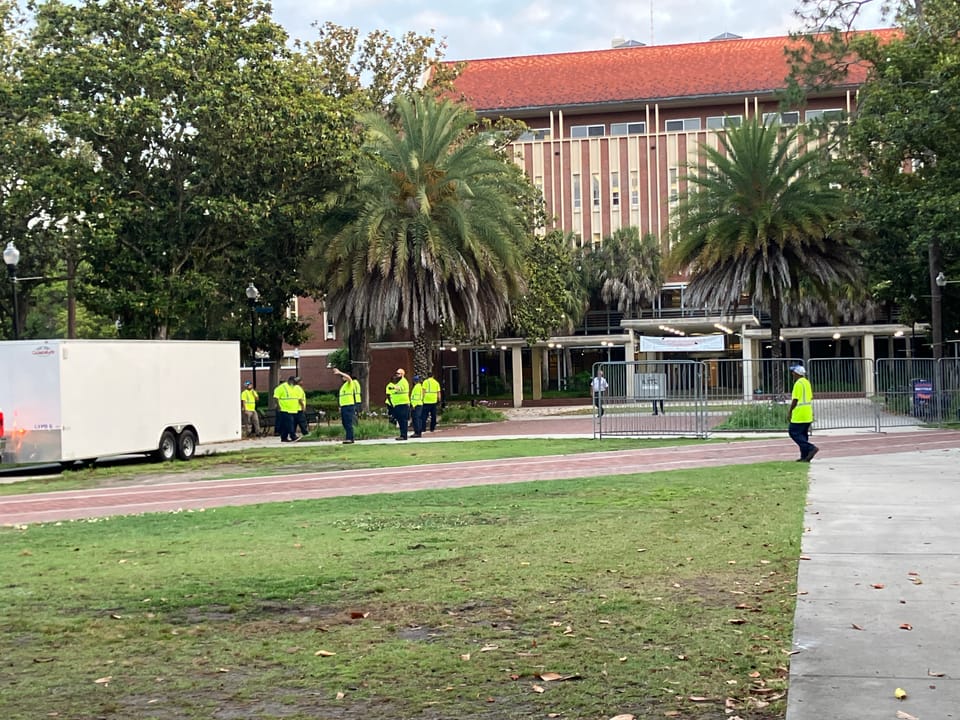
[154,429,177,462]
[176,428,197,461]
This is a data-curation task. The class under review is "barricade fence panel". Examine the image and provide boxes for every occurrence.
[590,357,957,440]
[593,361,708,438]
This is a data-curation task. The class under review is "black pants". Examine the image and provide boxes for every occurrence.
[412,405,425,435]
[294,410,309,436]
[423,403,438,431]
[393,404,410,439]
[340,405,355,442]
[277,411,296,441]
[789,422,815,459]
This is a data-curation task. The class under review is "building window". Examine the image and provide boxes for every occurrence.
[630,170,639,207]
[763,111,800,126]
[610,121,646,135]
[570,124,605,138]
[324,311,336,340]
[805,108,844,123]
[592,174,601,207]
[668,167,680,208]
[518,128,551,141]
[665,118,701,132]
[706,115,742,129]
[611,171,620,207]
[572,174,582,210]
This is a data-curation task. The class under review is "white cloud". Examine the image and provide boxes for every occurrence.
[271,0,894,60]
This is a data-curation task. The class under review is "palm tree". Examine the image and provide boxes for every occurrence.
[668,118,863,365]
[321,92,529,379]
[597,227,662,318]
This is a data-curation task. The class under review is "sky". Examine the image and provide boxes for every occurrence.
[269,0,893,61]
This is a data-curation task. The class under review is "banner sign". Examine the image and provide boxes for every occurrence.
[639,334,726,352]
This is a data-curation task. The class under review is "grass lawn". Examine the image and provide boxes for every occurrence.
[0,461,806,719]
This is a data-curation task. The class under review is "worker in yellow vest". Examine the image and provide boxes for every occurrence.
[240,381,260,437]
[421,372,442,432]
[333,368,356,444]
[389,368,411,440]
[788,364,818,462]
[272,376,301,442]
[410,374,425,438]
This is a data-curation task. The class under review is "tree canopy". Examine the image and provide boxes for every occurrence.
[320,92,532,377]
[668,118,863,360]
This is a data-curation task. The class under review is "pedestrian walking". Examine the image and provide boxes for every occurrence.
[240,380,260,437]
[591,369,609,417]
[273,376,301,442]
[389,368,411,440]
[333,368,356,444]
[421,371,442,432]
[410,374,425,438]
[788,364,818,462]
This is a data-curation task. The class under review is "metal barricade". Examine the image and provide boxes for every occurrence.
[590,357,958,439]
[593,361,708,438]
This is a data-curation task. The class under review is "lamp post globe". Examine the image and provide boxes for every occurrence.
[3,241,21,340]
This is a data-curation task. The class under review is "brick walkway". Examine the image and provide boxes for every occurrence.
[2,425,957,526]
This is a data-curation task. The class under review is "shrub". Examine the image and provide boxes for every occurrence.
[714,402,785,430]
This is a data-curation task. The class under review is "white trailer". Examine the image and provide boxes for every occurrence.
[0,339,241,466]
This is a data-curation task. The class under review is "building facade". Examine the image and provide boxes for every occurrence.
[278,31,912,406]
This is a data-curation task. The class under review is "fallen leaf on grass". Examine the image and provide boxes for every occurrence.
[531,684,546,693]
[349,611,369,619]
[480,645,498,652]
[688,695,712,702]
[336,691,345,700]
[608,715,635,720]
[314,650,336,657]
[460,654,470,661]
[539,672,582,682]
[94,676,112,684]
[727,618,748,625]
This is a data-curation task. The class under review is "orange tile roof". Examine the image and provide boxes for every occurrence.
[453,30,895,113]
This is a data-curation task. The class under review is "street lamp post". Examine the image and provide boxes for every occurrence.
[3,241,20,340]
[245,281,260,390]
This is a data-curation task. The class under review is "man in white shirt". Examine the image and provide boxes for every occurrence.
[591,369,609,417]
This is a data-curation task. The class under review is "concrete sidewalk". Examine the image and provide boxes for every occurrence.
[787,447,960,719]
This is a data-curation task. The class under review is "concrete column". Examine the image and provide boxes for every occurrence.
[863,333,876,395]
[624,332,636,397]
[511,345,524,408]
[741,327,755,400]
[531,346,543,400]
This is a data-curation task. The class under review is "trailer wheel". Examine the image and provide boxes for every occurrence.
[176,429,197,461]
[154,429,177,462]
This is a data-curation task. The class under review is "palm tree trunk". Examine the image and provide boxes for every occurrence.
[348,328,371,412]
[769,295,785,395]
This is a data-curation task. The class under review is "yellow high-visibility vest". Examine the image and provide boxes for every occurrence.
[422,377,441,404]
[790,377,814,423]
[390,377,410,406]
